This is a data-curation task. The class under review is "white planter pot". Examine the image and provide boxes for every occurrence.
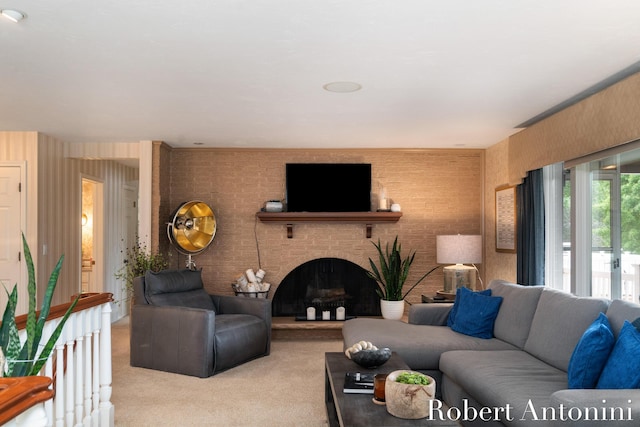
[380,299,405,320]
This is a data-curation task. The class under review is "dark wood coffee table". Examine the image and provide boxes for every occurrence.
[325,352,461,426]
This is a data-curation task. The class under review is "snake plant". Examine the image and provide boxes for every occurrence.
[367,236,440,301]
[0,233,79,377]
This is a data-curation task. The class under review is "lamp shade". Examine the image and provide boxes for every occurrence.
[436,235,482,264]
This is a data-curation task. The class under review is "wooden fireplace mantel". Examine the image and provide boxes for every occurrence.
[255,211,402,238]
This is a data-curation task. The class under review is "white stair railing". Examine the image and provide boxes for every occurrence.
[0,293,114,427]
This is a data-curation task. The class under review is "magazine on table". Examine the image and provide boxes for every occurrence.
[343,372,375,394]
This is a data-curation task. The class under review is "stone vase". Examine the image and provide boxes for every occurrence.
[380,299,405,320]
[385,370,436,419]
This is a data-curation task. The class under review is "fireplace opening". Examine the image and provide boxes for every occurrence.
[272,257,382,318]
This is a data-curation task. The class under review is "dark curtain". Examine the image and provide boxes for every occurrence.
[516,168,545,285]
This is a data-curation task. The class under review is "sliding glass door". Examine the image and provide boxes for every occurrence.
[590,168,621,299]
[556,146,640,302]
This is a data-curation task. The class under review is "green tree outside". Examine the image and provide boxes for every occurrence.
[562,173,640,254]
[621,174,640,253]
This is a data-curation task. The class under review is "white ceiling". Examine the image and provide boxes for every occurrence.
[2,1,640,149]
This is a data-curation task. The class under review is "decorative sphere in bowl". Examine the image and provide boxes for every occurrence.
[351,347,392,368]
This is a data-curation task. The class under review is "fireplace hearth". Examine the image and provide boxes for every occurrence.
[272,257,382,318]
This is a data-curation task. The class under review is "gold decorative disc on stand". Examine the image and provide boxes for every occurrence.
[167,201,216,269]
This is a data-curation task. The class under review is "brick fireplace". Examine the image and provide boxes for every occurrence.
[272,257,381,319]
[157,146,484,308]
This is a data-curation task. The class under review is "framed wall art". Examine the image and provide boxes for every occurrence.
[495,185,517,253]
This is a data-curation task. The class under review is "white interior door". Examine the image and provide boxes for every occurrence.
[0,165,25,314]
[123,186,138,247]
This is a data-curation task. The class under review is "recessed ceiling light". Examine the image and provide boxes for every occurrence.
[1,9,26,23]
[323,82,362,93]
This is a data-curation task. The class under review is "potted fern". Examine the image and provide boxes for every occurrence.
[0,234,79,377]
[367,236,439,319]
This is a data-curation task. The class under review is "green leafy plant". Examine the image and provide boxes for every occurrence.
[0,234,80,377]
[116,237,169,296]
[396,371,431,385]
[367,236,440,301]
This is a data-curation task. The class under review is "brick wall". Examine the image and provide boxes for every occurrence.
[156,147,484,305]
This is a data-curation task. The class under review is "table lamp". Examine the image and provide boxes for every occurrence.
[436,235,482,297]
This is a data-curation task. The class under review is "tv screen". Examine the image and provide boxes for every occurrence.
[286,163,371,212]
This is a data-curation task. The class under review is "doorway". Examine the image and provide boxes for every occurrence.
[81,177,104,293]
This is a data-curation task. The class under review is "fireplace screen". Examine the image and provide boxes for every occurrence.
[272,258,382,318]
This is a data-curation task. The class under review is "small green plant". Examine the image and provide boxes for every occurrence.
[367,236,440,301]
[116,237,169,296]
[396,371,431,385]
[0,234,80,377]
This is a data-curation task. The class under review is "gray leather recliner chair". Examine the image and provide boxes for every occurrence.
[130,269,271,377]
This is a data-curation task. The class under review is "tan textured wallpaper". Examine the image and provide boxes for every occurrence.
[508,72,640,184]
[484,139,517,283]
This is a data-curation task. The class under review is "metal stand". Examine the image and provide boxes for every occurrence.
[185,254,197,270]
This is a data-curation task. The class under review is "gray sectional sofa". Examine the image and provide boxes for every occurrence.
[342,280,640,426]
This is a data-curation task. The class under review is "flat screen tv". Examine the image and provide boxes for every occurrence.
[286,163,371,212]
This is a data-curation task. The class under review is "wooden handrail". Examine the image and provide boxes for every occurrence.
[0,376,54,425]
[10,292,113,330]
[0,293,114,425]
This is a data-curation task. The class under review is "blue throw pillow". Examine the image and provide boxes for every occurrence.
[447,287,492,327]
[450,289,503,339]
[597,320,640,389]
[567,312,615,389]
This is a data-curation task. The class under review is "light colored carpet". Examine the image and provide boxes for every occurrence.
[111,317,343,426]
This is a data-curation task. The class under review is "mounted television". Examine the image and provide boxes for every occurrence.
[285,163,371,212]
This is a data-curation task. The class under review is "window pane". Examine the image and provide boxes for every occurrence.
[620,173,640,303]
[550,141,640,301]
[562,170,571,293]
[591,179,611,249]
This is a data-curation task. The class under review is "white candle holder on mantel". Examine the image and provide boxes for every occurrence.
[307,307,316,320]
